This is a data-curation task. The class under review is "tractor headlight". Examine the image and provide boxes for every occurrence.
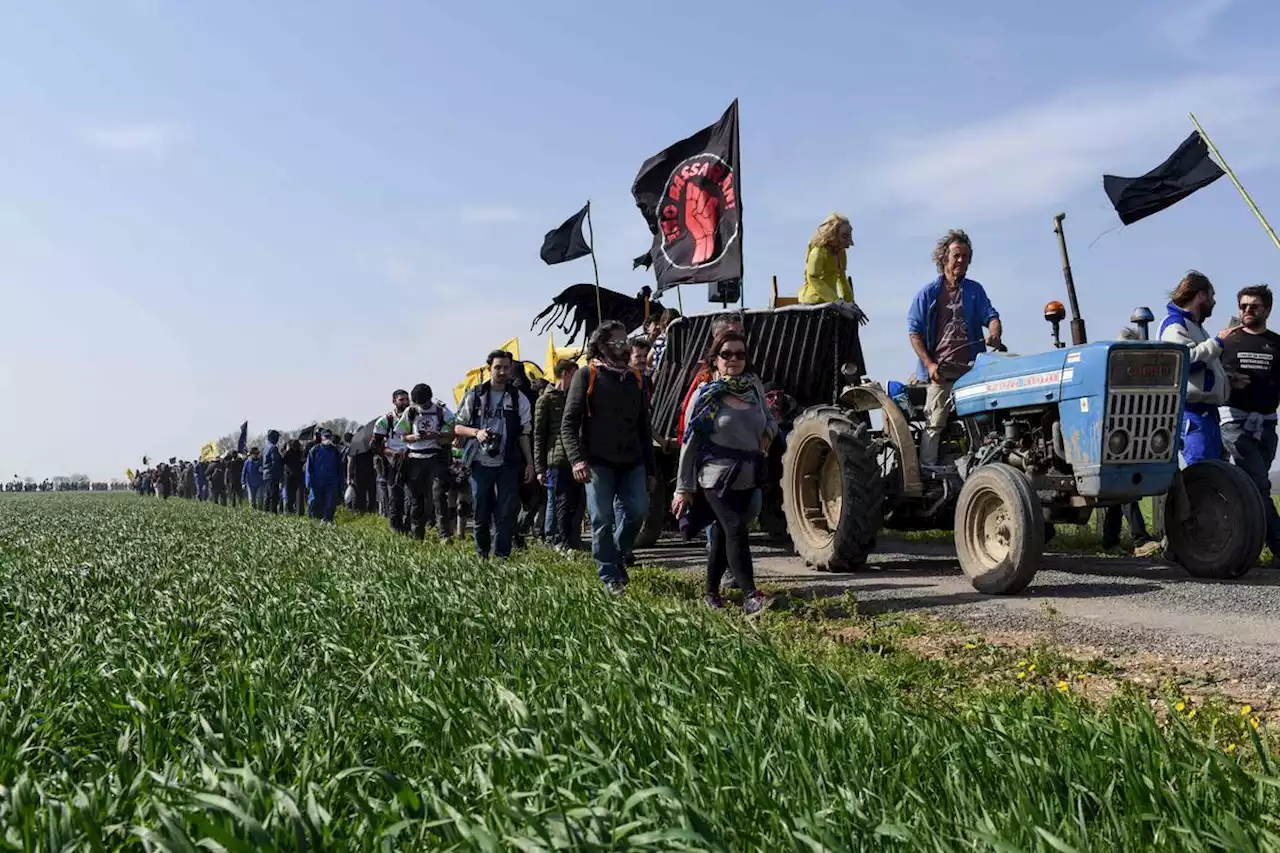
[1108,429,1131,456]
[1150,428,1171,456]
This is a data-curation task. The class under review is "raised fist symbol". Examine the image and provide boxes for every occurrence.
[685,181,720,265]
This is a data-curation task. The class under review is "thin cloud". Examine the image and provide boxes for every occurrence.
[1154,0,1233,56]
[857,74,1278,223]
[85,123,181,157]
[458,205,524,225]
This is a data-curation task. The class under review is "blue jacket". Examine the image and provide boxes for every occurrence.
[906,276,1000,381]
[242,457,263,489]
[306,443,342,490]
[261,441,283,482]
[194,461,207,487]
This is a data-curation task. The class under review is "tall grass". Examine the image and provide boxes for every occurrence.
[0,494,1276,851]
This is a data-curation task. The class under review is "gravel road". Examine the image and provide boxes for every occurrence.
[638,534,1280,685]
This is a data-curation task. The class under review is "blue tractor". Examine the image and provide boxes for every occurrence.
[782,298,1267,594]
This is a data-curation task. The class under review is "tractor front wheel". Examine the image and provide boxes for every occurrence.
[781,406,884,572]
[1165,460,1264,579]
[954,463,1043,595]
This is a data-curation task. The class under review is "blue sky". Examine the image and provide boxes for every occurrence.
[2,0,1279,479]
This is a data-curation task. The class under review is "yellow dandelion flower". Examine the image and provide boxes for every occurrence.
[1226,743,1237,753]
[1029,664,1037,673]
[1251,717,1261,730]
[1077,673,1087,681]
[963,642,976,650]
[1175,702,1186,712]
[1057,681,1069,693]
[1017,672,1027,680]
[1241,705,1253,716]
[1188,709,1198,720]
[1017,660,1028,668]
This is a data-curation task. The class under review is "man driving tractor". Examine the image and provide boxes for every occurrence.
[906,229,1004,468]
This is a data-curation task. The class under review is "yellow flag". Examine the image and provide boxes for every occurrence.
[199,442,219,462]
[544,331,557,380]
[496,336,520,360]
[453,366,488,405]
[126,468,135,480]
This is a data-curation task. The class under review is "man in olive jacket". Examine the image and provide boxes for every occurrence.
[561,321,655,594]
[536,358,581,549]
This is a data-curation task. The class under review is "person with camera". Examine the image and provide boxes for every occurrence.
[400,383,455,541]
[454,350,535,559]
[561,320,655,596]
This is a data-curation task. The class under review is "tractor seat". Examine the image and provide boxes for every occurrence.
[905,385,928,409]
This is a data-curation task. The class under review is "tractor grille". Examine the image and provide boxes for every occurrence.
[1103,389,1180,463]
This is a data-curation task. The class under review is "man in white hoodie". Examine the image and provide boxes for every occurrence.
[1159,270,1238,465]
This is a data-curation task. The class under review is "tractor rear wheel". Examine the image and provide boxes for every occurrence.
[1165,460,1264,579]
[782,406,883,572]
[954,463,1043,595]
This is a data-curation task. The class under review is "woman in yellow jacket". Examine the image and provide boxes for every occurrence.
[798,213,853,304]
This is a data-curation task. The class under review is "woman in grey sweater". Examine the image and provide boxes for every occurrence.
[673,329,778,614]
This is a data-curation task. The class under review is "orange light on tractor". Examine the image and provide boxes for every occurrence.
[1044,301,1066,323]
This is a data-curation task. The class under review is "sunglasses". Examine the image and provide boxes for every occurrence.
[718,350,747,361]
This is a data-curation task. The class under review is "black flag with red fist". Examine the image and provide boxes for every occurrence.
[631,100,741,295]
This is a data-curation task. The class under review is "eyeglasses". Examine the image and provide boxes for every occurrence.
[717,350,747,361]
[1239,303,1265,312]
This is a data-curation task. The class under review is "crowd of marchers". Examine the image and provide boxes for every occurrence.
[127,221,1280,618]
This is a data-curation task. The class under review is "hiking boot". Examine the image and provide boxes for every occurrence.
[743,590,771,617]
[605,581,627,598]
[1134,540,1162,559]
[704,593,726,610]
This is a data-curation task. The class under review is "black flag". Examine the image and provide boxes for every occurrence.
[1104,132,1225,226]
[236,421,248,454]
[632,100,741,295]
[540,203,592,265]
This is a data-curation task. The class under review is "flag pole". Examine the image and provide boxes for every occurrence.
[585,200,604,326]
[733,97,745,312]
[1190,112,1280,252]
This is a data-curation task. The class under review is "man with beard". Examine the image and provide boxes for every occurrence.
[1160,271,1236,465]
[455,350,535,560]
[561,321,654,595]
[372,389,412,532]
[1220,284,1280,559]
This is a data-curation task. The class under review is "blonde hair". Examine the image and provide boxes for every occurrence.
[809,213,853,252]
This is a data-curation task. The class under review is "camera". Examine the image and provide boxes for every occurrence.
[481,431,503,458]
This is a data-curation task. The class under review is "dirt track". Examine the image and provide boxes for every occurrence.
[638,534,1280,687]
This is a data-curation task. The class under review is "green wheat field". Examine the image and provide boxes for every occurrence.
[0,493,1277,851]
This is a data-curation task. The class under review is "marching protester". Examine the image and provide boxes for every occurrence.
[1159,271,1235,465]
[1220,284,1280,560]
[674,328,777,614]
[194,460,208,502]
[223,452,243,507]
[798,213,854,304]
[534,358,582,551]
[561,321,654,595]
[306,429,343,522]
[454,350,535,560]
[907,229,1002,468]
[262,430,284,514]
[402,383,454,541]
[648,307,679,376]
[1100,328,1162,557]
[372,389,412,532]
[242,447,264,509]
[207,457,227,505]
[283,439,307,516]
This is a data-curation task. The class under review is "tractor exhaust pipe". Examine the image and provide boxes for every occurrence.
[1053,213,1087,346]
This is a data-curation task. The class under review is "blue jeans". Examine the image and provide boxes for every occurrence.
[544,471,558,539]
[1181,407,1222,466]
[309,484,339,522]
[471,464,520,558]
[586,464,649,585]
